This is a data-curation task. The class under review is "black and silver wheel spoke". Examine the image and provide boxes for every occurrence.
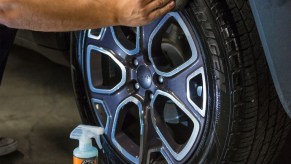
[150,90,200,162]
[86,27,140,59]
[110,26,141,56]
[111,96,144,163]
[147,13,198,77]
[142,17,165,49]
[164,64,207,118]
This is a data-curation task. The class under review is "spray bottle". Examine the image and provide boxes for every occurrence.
[70,125,104,164]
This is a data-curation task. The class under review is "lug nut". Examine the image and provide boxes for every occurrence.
[134,83,140,90]
[158,76,164,84]
[133,59,139,66]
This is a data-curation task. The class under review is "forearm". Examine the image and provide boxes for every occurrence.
[0,0,174,32]
[0,0,118,31]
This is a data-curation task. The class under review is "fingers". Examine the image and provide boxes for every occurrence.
[147,1,175,20]
[143,0,154,5]
[145,0,173,13]
[118,0,175,27]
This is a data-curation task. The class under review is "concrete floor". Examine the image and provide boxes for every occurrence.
[0,45,290,164]
[0,46,80,164]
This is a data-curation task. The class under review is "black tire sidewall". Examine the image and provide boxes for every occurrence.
[180,0,234,163]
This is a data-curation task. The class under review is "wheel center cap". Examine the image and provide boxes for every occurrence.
[137,66,152,89]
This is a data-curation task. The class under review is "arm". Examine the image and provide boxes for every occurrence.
[0,0,174,31]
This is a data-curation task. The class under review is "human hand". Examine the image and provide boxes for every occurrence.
[111,0,175,27]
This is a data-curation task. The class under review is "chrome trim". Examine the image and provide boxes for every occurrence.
[86,45,126,94]
[150,90,200,161]
[148,12,198,77]
[110,27,140,55]
[88,28,106,40]
[91,98,111,134]
[111,96,144,164]
[186,67,207,117]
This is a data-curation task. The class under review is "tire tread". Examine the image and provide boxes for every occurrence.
[205,0,290,163]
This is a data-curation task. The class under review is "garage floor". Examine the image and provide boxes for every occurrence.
[0,46,80,164]
[0,45,290,164]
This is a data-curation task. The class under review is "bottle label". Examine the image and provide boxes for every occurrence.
[73,156,97,164]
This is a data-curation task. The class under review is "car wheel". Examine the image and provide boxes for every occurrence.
[71,0,290,163]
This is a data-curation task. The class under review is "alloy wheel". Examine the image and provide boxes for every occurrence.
[80,12,208,163]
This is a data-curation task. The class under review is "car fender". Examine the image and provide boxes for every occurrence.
[249,0,291,118]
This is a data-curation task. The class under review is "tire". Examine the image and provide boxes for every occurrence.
[71,0,290,163]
